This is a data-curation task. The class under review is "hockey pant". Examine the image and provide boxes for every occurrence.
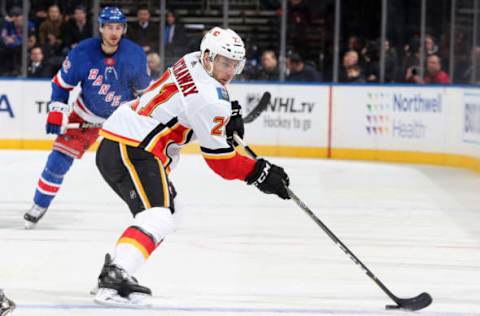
[96,139,176,274]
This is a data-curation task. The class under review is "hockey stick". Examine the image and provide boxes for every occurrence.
[66,122,103,129]
[66,92,271,130]
[243,91,271,124]
[233,133,433,312]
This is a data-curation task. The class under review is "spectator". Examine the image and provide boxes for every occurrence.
[164,10,187,66]
[38,4,63,57]
[255,50,280,81]
[0,6,35,75]
[383,39,399,82]
[128,6,159,54]
[402,36,421,83]
[461,47,480,83]
[27,46,51,78]
[449,30,471,83]
[147,52,162,80]
[361,40,379,82]
[30,1,49,31]
[425,34,439,57]
[286,52,322,82]
[347,35,363,55]
[339,50,365,82]
[424,54,449,84]
[62,5,91,51]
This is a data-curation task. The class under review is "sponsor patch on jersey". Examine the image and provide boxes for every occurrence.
[62,57,71,73]
[216,87,229,101]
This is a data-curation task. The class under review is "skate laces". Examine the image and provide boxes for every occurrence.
[106,264,138,285]
[27,205,46,218]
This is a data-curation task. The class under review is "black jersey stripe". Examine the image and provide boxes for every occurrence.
[139,117,178,148]
[200,146,235,155]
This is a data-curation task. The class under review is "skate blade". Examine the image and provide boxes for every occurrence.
[94,289,152,308]
[24,220,37,230]
[0,305,15,316]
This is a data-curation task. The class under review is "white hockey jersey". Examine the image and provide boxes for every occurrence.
[100,52,255,179]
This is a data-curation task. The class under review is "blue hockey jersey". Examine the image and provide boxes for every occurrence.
[52,37,151,123]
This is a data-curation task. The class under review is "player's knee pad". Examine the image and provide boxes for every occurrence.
[45,150,74,177]
[133,207,174,243]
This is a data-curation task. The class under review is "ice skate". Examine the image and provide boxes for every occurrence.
[24,204,47,229]
[0,290,16,316]
[94,254,152,308]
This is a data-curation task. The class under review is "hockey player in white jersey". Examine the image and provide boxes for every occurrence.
[93,26,291,307]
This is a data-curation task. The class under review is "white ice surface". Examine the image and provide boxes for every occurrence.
[0,150,479,316]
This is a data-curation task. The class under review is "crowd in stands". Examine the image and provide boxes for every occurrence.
[1,0,479,84]
[0,3,191,80]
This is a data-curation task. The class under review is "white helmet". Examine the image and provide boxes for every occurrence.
[200,27,246,75]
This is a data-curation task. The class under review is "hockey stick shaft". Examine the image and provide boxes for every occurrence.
[232,133,404,306]
[66,122,102,129]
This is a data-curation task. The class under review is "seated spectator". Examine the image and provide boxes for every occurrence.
[27,46,51,78]
[346,34,363,55]
[361,40,379,82]
[462,47,480,83]
[286,52,322,82]
[62,5,91,51]
[402,36,421,83]
[128,6,159,54]
[164,10,187,66]
[256,50,280,81]
[38,4,63,57]
[425,34,439,57]
[384,39,399,82]
[424,54,449,84]
[0,6,35,75]
[339,50,365,82]
[147,52,162,80]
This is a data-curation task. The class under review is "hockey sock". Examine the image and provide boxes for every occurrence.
[115,226,159,275]
[114,207,174,274]
[33,150,74,208]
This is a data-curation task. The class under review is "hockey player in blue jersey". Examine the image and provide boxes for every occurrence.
[24,7,151,229]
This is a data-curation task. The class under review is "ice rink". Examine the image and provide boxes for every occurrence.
[1,150,479,316]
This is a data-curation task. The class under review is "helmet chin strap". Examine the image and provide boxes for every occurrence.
[202,51,215,76]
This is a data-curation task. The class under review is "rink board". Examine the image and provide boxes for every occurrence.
[0,79,479,170]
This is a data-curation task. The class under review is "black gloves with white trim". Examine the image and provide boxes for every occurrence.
[227,100,290,200]
[246,158,291,200]
[226,101,244,147]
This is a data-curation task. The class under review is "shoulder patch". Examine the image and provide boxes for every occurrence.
[62,57,71,73]
[216,87,230,101]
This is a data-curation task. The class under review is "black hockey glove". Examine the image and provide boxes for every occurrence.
[245,158,291,200]
[225,101,244,147]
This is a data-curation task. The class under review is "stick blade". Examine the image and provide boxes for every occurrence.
[243,91,271,123]
[386,292,432,311]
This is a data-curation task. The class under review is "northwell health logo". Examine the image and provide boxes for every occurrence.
[365,91,442,139]
[366,92,390,135]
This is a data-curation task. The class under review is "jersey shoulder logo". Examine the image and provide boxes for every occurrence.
[216,87,229,101]
[62,57,71,73]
